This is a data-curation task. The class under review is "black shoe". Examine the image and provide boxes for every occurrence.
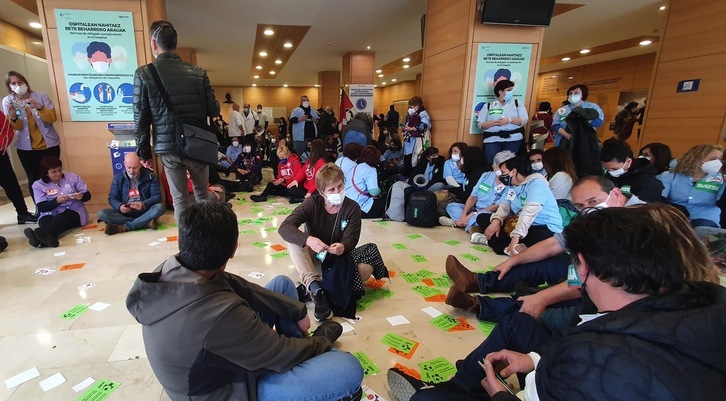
[17,212,37,224]
[0,237,7,252]
[311,320,343,343]
[24,228,41,248]
[311,289,333,321]
[296,282,311,302]
[34,228,59,248]
[387,367,425,401]
[289,197,305,204]
[250,194,268,203]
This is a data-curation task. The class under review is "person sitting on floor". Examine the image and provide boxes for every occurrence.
[219,136,243,172]
[409,146,445,191]
[229,138,263,192]
[24,156,91,248]
[292,138,329,204]
[601,137,664,203]
[348,145,384,219]
[99,153,166,235]
[250,145,307,203]
[278,163,389,321]
[126,201,364,401]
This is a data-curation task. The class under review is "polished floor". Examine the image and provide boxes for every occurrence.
[0,170,512,401]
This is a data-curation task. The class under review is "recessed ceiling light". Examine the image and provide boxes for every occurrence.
[32,41,42,45]
[381,82,386,85]
[283,42,293,48]
[283,84,288,88]
[263,29,274,36]
[29,22,42,29]
[270,71,276,75]
[639,40,653,46]
[259,51,268,57]
[375,69,382,73]
[252,84,257,87]
[403,57,411,62]
[579,49,590,54]
[255,65,262,70]
[561,57,571,61]
[568,76,574,80]
[551,75,557,78]
[314,84,320,87]
[275,59,282,65]
[378,74,384,78]
[366,45,371,50]
[253,75,259,79]
[374,84,377,87]
[659,5,666,11]
[391,78,397,82]
[403,64,410,69]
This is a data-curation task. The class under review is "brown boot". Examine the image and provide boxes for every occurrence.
[148,219,159,230]
[105,223,128,235]
[445,255,479,293]
[445,286,480,315]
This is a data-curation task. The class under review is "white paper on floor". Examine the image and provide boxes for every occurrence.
[248,271,265,279]
[157,237,168,242]
[340,322,355,334]
[35,267,57,276]
[362,384,387,401]
[89,302,110,311]
[422,306,443,318]
[386,315,410,326]
[4,367,40,389]
[72,377,95,392]
[75,236,91,244]
[54,251,66,257]
[148,241,160,247]
[77,283,95,291]
[39,372,66,392]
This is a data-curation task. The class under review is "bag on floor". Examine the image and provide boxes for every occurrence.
[405,191,438,227]
[384,181,412,221]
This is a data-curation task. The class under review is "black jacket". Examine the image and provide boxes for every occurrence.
[409,155,445,189]
[562,108,601,177]
[342,117,373,145]
[498,282,726,401]
[605,158,664,203]
[134,52,220,160]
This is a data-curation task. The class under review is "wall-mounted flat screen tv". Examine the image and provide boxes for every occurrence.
[481,0,557,27]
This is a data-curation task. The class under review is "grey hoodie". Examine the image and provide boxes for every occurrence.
[126,256,331,401]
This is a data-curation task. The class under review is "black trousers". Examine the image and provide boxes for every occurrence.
[16,146,61,203]
[476,214,555,255]
[361,197,385,219]
[0,152,29,214]
[38,209,81,239]
[260,182,307,198]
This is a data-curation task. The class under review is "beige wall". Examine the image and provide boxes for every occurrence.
[373,80,417,115]
[0,19,45,59]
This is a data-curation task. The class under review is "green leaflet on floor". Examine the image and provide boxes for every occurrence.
[406,233,423,239]
[381,332,417,353]
[414,269,435,278]
[252,241,267,248]
[270,252,288,259]
[411,254,428,263]
[237,219,252,225]
[392,243,407,250]
[461,253,481,262]
[60,304,89,320]
[431,275,453,287]
[264,227,278,232]
[479,320,496,336]
[471,244,489,253]
[430,314,460,331]
[353,351,380,376]
[410,285,444,298]
[239,230,255,235]
[75,379,121,401]
[401,273,420,283]
[250,207,264,213]
[418,357,457,384]
[443,240,460,246]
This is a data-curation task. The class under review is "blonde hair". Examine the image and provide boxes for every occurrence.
[315,163,344,191]
[276,145,290,158]
[672,144,724,176]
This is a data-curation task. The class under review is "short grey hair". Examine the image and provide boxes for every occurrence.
[493,150,516,167]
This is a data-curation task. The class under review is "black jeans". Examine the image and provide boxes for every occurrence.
[38,209,81,239]
[476,215,555,255]
[17,146,61,203]
[260,182,307,198]
[0,152,29,215]
[361,197,385,219]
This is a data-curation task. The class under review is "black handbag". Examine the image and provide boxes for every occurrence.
[147,63,219,165]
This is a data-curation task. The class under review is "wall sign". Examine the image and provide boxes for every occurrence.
[676,79,700,93]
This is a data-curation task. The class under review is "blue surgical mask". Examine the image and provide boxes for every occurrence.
[504,91,513,102]
[569,93,582,104]
[280,158,288,164]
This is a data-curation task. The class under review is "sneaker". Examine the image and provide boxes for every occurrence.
[17,212,37,224]
[311,289,333,321]
[33,228,59,248]
[438,216,456,227]
[105,223,128,235]
[296,282,311,302]
[311,320,343,343]
[445,255,479,293]
[470,232,488,245]
[24,228,41,248]
[387,367,426,401]
[250,194,267,203]
[147,219,159,230]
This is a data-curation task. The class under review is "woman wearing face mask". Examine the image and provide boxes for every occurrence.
[443,142,468,188]
[229,139,262,192]
[348,146,384,218]
[380,138,403,178]
[402,96,431,176]
[659,144,726,229]
[409,146,446,191]
[528,149,546,177]
[552,84,604,147]
[639,142,673,176]
[250,146,306,202]
[2,71,61,207]
[441,150,516,242]
[279,163,389,321]
[476,80,528,166]
[477,156,563,256]
[293,138,329,204]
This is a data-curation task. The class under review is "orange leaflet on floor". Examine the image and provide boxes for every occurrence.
[388,271,397,278]
[364,278,386,290]
[166,236,178,242]
[388,341,420,360]
[421,278,435,287]
[393,363,422,380]
[270,244,286,252]
[448,317,475,332]
[81,224,98,230]
[424,294,447,302]
[60,263,85,271]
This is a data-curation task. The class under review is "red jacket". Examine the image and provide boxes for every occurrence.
[277,153,304,186]
[303,158,326,195]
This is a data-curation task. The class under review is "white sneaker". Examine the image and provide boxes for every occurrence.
[438,216,456,227]
[470,232,488,245]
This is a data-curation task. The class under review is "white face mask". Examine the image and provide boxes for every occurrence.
[608,167,626,178]
[451,153,461,162]
[92,61,110,73]
[494,169,502,176]
[702,159,723,174]
[594,191,612,209]
[326,190,345,205]
[257,109,262,113]
[232,141,239,147]
[569,93,582,104]
[302,101,310,108]
[243,146,251,153]
[531,162,544,171]
[11,84,28,95]
[408,107,416,115]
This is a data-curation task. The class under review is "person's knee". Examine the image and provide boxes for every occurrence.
[327,351,364,391]
[97,208,113,221]
[265,275,295,292]
[149,203,166,217]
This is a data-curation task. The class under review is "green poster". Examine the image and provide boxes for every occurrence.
[55,9,139,122]
[470,43,532,134]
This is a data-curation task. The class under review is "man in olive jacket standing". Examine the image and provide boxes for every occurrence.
[133,20,220,223]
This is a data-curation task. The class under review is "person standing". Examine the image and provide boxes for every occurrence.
[133,20,220,224]
[475,79,528,165]
[241,102,257,137]
[2,71,61,208]
[0,110,36,223]
[290,95,318,156]
[256,104,269,130]
[228,103,244,138]
[386,104,400,138]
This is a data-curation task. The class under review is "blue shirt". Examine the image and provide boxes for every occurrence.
[660,171,725,226]
[505,176,563,233]
[335,156,357,188]
[471,172,510,210]
[226,145,243,162]
[551,101,604,146]
[381,148,402,163]
[289,107,319,142]
[476,100,529,144]
[346,163,380,213]
[443,159,466,185]
[403,110,431,155]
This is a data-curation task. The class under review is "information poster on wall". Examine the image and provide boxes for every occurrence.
[349,84,375,117]
[55,9,138,121]
[470,43,532,134]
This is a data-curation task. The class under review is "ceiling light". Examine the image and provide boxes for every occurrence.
[403,64,410,69]
[391,78,397,82]
[283,84,288,88]
[659,5,666,11]
[579,49,590,54]
[366,45,371,50]
[259,51,268,57]
[252,84,257,87]
[568,76,574,80]
[374,84,377,87]
[551,75,557,78]
[283,42,293,48]
[403,57,411,62]
[375,69,382,73]
[314,84,320,87]
[32,41,42,45]
[561,57,571,61]
[270,71,276,75]
[253,75,259,79]
[29,22,42,29]
[378,74,384,78]
[263,29,274,36]
[381,82,386,85]
[639,40,653,46]
[275,59,282,65]
[255,65,262,70]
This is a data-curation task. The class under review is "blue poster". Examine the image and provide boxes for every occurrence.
[470,43,532,134]
[55,9,138,121]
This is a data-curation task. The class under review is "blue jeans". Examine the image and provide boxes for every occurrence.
[98,203,166,230]
[475,253,570,294]
[219,160,232,169]
[474,296,580,328]
[445,203,487,232]
[257,276,364,401]
[483,140,522,166]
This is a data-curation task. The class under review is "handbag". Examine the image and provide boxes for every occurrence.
[147,63,219,165]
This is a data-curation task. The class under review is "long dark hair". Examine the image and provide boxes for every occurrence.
[307,138,328,166]
[543,147,578,183]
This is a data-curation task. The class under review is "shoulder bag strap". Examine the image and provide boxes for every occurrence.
[351,164,372,197]
[146,63,175,114]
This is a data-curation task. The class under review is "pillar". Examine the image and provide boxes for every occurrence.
[421,0,544,149]
[342,51,374,86]
[318,70,341,111]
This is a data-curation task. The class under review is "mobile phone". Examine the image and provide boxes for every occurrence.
[477,360,515,395]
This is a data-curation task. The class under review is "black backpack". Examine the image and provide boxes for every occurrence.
[405,191,438,227]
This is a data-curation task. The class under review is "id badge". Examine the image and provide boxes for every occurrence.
[316,250,328,262]
[567,264,582,287]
